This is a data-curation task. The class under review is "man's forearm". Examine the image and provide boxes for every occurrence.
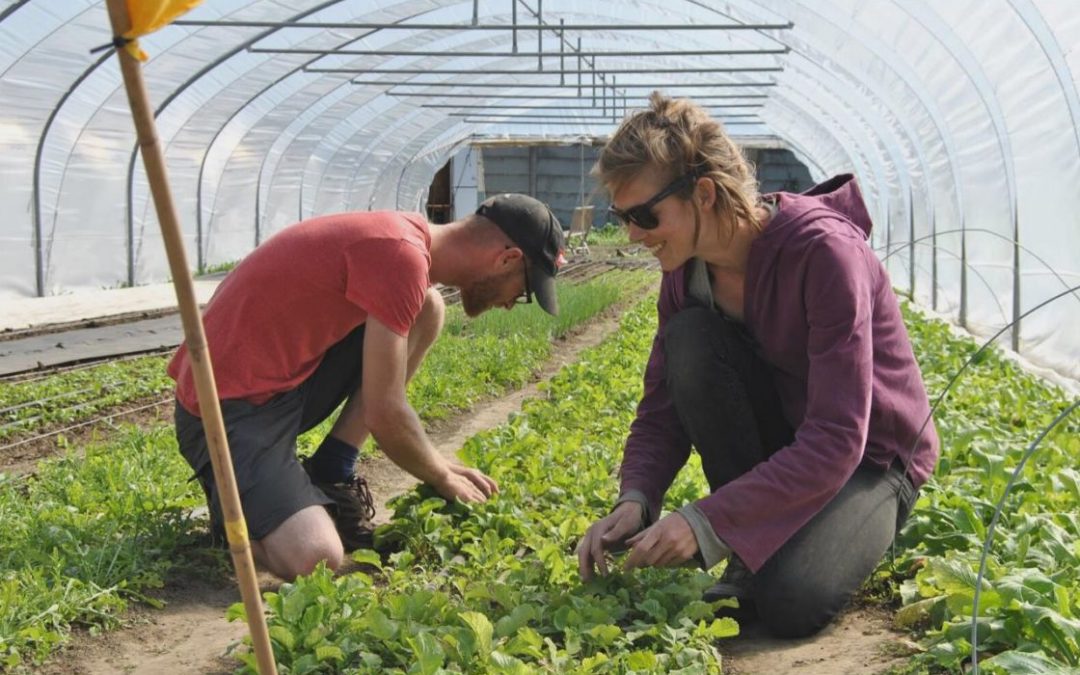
[367,403,449,486]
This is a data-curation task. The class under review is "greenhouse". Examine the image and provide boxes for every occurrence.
[1,1,1078,673]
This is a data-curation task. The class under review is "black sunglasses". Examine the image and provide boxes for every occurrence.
[506,246,532,305]
[607,170,700,230]
[515,261,532,305]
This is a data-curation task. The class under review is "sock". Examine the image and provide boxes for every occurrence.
[305,436,359,483]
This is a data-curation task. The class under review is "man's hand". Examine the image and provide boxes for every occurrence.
[577,501,645,581]
[622,512,698,571]
[432,463,498,503]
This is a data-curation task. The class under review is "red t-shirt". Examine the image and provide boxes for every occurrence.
[168,211,431,416]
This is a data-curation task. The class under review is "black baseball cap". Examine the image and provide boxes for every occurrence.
[476,193,566,315]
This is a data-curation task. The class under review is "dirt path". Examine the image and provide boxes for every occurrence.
[721,605,917,674]
[35,305,915,675]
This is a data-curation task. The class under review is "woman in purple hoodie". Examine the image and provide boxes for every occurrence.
[577,93,939,638]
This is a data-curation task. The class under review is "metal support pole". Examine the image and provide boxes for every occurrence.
[960,215,968,328]
[34,201,43,296]
[425,103,764,110]
[909,187,916,298]
[1012,200,1021,351]
[397,93,769,100]
[577,38,582,95]
[254,168,262,248]
[931,206,938,311]
[528,145,538,197]
[559,19,564,84]
[450,112,758,120]
[885,204,892,285]
[126,147,139,283]
[253,46,792,58]
[354,80,776,89]
[462,119,762,126]
[177,18,797,30]
[579,141,585,205]
[512,0,517,53]
[537,0,542,71]
[314,65,784,75]
[611,77,617,122]
[33,51,114,297]
[472,0,478,25]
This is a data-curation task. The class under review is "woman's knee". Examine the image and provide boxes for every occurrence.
[663,307,715,355]
[663,308,743,402]
[664,308,718,385]
[754,577,848,638]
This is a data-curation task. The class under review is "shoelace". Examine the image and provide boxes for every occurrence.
[347,475,376,522]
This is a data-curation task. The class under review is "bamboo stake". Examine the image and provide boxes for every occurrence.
[102,2,278,673]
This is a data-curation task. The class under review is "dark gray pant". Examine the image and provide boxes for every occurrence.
[176,324,366,540]
[664,307,917,638]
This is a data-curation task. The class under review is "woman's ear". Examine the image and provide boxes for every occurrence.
[695,176,717,210]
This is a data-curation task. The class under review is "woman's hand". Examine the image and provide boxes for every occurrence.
[622,512,699,571]
[577,501,645,581]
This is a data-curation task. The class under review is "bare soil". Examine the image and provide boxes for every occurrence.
[721,604,918,674]
[28,302,915,674]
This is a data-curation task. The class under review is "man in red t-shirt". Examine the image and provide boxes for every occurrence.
[169,194,565,580]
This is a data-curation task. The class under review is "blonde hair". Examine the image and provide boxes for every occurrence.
[594,91,760,243]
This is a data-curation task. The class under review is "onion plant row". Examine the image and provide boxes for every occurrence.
[0,272,650,670]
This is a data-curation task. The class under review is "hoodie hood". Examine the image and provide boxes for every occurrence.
[765,173,874,240]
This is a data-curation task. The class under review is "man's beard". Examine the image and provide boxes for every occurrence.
[460,269,515,317]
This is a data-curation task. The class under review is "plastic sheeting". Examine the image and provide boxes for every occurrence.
[1,0,1078,380]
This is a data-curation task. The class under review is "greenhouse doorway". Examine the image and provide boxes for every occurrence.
[426,161,452,224]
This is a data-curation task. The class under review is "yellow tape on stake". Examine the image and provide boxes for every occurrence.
[225,517,249,547]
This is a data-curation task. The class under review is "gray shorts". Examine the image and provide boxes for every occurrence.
[175,324,365,541]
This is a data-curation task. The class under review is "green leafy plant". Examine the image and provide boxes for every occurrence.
[0,426,205,669]
[233,298,739,673]
[888,303,1080,672]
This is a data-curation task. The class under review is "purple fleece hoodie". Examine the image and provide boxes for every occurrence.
[619,174,939,572]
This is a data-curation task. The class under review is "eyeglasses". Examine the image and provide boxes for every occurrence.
[607,170,699,230]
